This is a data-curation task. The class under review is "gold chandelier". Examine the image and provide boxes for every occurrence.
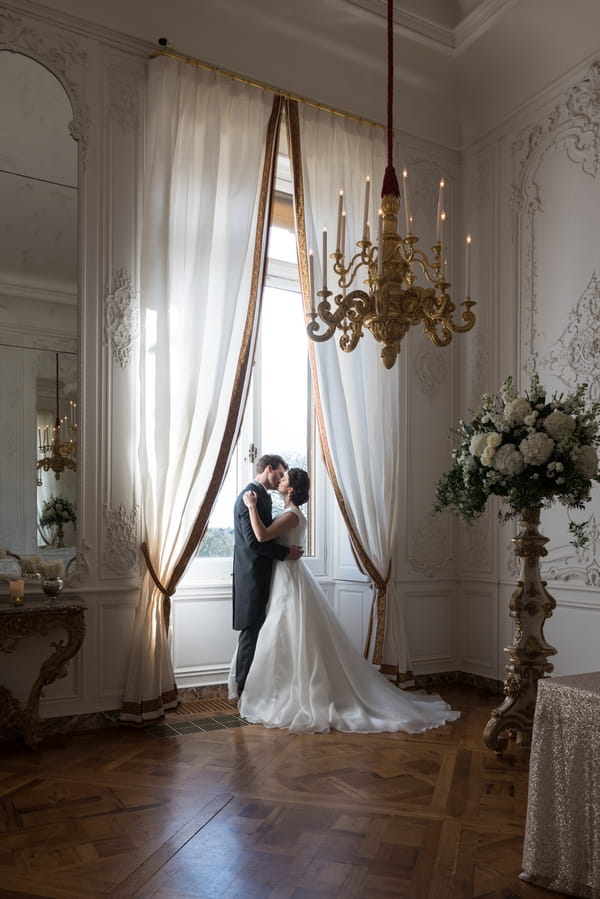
[306,0,476,369]
[36,353,77,481]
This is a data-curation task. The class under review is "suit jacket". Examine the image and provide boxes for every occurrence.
[232,481,289,630]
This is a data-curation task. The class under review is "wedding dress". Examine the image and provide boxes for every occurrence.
[228,505,460,734]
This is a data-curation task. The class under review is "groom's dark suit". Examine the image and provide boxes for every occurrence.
[232,480,289,693]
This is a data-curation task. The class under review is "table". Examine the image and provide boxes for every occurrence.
[0,596,87,747]
[520,672,600,898]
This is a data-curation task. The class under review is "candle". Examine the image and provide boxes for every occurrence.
[340,211,346,258]
[308,250,315,313]
[322,227,328,292]
[9,579,24,607]
[38,427,42,450]
[466,234,472,296]
[377,210,383,274]
[436,178,445,244]
[336,190,344,253]
[402,169,412,236]
[439,211,446,255]
[362,176,371,240]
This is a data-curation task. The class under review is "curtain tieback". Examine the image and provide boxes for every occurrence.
[364,560,393,661]
[141,542,175,597]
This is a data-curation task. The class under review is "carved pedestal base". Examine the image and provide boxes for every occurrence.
[484,508,557,755]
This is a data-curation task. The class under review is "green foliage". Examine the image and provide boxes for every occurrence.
[434,375,600,543]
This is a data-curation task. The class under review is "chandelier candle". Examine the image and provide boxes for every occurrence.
[436,178,445,244]
[402,168,412,236]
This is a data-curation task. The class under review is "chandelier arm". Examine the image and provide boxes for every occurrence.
[448,300,477,333]
[423,318,453,347]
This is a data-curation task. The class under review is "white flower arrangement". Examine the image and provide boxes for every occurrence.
[17,556,64,579]
[434,374,600,543]
[40,559,64,579]
[39,495,76,528]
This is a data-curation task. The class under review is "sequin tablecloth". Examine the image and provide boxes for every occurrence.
[520,672,600,898]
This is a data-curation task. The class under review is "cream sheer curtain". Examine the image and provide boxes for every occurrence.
[120,56,282,723]
[287,100,410,678]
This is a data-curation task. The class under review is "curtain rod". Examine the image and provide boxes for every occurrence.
[149,49,385,131]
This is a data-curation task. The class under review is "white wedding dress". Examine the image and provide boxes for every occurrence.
[228,506,460,734]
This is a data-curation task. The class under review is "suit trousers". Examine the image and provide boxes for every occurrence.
[235,611,266,694]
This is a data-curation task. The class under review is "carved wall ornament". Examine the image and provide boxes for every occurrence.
[413,344,448,400]
[106,61,142,131]
[537,271,600,400]
[513,61,600,395]
[543,514,600,586]
[103,502,139,574]
[0,9,90,163]
[408,515,452,577]
[461,514,492,572]
[513,62,600,190]
[104,268,139,368]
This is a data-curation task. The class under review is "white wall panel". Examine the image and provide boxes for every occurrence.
[462,583,498,677]
[405,587,454,666]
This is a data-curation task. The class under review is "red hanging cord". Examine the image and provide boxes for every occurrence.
[381,0,400,197]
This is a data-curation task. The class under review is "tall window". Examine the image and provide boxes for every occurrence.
[193,142,319,569]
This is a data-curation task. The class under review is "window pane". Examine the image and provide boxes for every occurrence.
[259,285,308,516]
[196,459,236,557]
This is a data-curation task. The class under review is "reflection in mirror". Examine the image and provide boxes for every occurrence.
[0,51,78,579]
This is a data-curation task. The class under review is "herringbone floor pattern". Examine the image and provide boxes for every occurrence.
[0,685,568,898]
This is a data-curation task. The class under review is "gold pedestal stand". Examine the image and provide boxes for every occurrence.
[484,507,557,754]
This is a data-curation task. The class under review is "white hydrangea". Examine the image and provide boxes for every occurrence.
[504,397,532,427]
[493,443,525,477]
[543,410,576,442]
[572,444,599,479]
[469,433,489,457]
[519,431,555,466]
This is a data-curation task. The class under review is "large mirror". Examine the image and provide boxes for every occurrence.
[0,51,78,576]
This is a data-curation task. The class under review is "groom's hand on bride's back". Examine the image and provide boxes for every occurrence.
[288,545,303,561]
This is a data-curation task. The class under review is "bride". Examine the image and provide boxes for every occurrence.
[228,468,460,734]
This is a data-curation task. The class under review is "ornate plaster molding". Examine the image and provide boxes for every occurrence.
[413,345,448,401]
[104,268,139,368]
[0,9,90,161]
[461,514,492,572]
[537,271,600,400]
[543,514,600,586]
[103,502,139,574]
[106,60,142,131]
[408,515,452,577]
[513,61,600,376]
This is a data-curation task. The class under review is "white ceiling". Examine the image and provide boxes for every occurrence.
[349,0,512,49]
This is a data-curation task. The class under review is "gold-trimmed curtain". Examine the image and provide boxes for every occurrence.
[286,98,411,680]
[120,56,284,724]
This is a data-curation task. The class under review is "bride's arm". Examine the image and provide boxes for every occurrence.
[243,490,298,542]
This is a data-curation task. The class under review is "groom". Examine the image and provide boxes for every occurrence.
[232,453,303,695]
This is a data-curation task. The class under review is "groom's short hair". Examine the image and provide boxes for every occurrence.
[256,454,288,474]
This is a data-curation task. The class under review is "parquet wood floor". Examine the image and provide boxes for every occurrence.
[0,685,569,899]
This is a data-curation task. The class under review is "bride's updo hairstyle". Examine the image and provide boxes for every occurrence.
[288,468,310,506]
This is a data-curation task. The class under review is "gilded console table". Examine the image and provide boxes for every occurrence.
[0,597,86,747]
